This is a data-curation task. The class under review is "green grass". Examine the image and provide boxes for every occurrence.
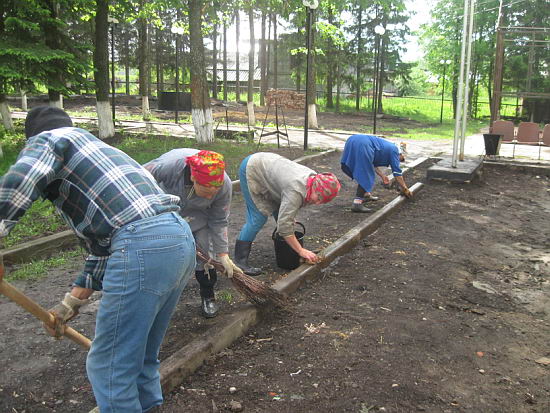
[114,132,286,179]
[216,289,235,304]
[6,248,84,281]
[2,201,67,248]
[380,119,487,141]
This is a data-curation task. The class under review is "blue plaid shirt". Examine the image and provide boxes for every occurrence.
[0,127,181,290]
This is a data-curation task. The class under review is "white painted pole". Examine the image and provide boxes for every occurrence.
[452,0,470,168]
[459,0,476,161]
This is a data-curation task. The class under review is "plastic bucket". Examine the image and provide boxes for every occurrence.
[272,222,306,270]
[483,133,502,155]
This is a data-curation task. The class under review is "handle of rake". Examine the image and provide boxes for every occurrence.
[0,256,92,350]
[195,247,246,277]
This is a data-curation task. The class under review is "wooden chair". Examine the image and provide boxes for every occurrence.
[491,120,515,142]
[517,122,541,144]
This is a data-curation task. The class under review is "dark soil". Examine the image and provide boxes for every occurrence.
[1,152,549,413]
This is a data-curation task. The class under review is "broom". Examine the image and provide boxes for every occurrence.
[195,246,287,308]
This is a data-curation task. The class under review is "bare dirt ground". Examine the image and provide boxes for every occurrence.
[20,94,426,135]
[1,151,549,413]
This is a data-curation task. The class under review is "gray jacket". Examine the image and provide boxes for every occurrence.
[246,152,315,237]
[144,148,232,255]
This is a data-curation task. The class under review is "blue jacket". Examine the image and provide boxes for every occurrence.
[341,134,402,192]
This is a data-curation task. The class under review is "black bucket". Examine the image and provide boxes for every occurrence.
[483,133,502,155]
[272,222,305,270]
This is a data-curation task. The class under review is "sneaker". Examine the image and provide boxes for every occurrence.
[363,194,379,202]
[351,203,372,213]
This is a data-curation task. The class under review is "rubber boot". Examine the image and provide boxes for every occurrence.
[234,240,262,276]
[195,269,219,318]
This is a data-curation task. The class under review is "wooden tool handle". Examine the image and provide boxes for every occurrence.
[0,258,92,349]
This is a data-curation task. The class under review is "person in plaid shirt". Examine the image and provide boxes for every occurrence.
[0,106,196,412]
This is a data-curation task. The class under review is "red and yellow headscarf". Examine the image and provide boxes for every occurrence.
[186,150,226,187]
[305,173,341,204]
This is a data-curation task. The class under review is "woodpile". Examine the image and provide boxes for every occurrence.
[266,89,306,110]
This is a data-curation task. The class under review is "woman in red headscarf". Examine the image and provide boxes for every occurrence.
[144,149,240,318]
[235,152,340,276]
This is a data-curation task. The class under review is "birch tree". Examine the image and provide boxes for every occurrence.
[94,0,115,138]
[188,0,214,142]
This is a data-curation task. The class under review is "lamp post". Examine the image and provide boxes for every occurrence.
[302,0,318,151]
[171,25,185,124]
[372,25,385,135]
[107,17,119,121]
[439,59,451,124]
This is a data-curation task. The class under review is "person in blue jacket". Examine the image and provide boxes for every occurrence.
[341,134,412,213]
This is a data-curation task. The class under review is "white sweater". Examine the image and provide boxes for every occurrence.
[245,152,315,237]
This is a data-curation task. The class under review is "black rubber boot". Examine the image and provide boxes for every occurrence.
[234,240,262,276]
[195,269,219,318]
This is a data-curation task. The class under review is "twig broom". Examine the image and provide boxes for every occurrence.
[195,247,287,308]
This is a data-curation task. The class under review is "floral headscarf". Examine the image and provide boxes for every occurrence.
[186,150,225,187]
[305,173,340,204]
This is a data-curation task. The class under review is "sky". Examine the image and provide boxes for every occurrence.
[402,0,434,62]
[211,0,434,64]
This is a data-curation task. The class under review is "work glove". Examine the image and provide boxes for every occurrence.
[401,188,413,199]
[44,293,89,338]
[218,254,241,278]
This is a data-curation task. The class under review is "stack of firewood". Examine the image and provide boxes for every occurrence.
[266,89,306,110]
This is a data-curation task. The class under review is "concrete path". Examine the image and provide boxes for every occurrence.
[10,111,550,162]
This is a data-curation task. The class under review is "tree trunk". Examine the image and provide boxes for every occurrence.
[188,0,213,143]
[273,14,278,89]
[21,89,28,111]
[355,5,363,111]
[326,8,335,109]
[147,23,153,98]
[124,32,130,94]
[94,0,115,139]
[377,37,386,113]
[156,26,164,95]
[0,92,14,131]
[235,12,241,102]
[223,22,228,101]
[44,0,63,108]
[259,10,267,106]
[138,3,151,120]
[336,54,341,112]
[212,26,218,99]
[246,7,255,126]
[266,15,271,92]
[307,11,318,129]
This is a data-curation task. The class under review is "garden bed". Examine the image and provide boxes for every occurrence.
[1,153,548,412]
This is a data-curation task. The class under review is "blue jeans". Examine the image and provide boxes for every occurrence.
[238,155,270,242]
[86,212,196,412]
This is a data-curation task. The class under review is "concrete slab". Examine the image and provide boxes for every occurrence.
[427,157,483,183]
